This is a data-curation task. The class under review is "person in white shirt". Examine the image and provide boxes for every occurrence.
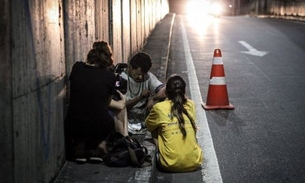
[120,52,165,134]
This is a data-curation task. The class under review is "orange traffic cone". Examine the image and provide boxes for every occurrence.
[202,49,234,110]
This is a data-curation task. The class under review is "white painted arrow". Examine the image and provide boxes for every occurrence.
[238,41,268,57]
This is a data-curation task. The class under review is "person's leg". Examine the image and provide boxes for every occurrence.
[72,120,87,163]
[73,138,87,163]
[113,108,128,136]
[87,140,107,163]
[151,130,158,151]
[87,116,114,163]
[151,130,166,171]
[97,140,108,154]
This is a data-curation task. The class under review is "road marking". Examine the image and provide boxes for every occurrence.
[181,17,223,183]
[239,41,268,57]
[243,55,272,82]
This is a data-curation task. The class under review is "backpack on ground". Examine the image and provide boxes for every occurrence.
[104,134,151,167]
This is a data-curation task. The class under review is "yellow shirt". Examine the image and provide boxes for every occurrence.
[145,99,203,172]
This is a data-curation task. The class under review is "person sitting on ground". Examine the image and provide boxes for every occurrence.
[64,41,127,163]
[92,41,128,137]
[145,74,203,172]
[119,52,166,134]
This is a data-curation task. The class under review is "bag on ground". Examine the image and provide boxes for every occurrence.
[104,135,151,167]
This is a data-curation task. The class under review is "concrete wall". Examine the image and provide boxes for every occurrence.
[10,0,66,182]
[242,0,305,19]
[267,0,305,16]
[0,0,169,182]
[0,0,13,183]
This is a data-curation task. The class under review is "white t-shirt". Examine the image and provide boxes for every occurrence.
[120,71,163,124]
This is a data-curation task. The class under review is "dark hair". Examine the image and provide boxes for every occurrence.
[129,52,152,73]
[87,41,113,68]
[166,74,196,138]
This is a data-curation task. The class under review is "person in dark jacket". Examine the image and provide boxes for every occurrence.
[65,41,127,163]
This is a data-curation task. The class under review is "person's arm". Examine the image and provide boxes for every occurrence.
[109,90,126,110]
[125,96,142,109]
[151,85,166,101]
[148,73,166,102]
[109,99,125,110]
[125,89,150,109]
[146,105,160,149]
[145,105,159,132]
[146,85,166,111]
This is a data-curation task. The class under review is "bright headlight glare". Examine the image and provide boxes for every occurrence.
[211,3,222,15]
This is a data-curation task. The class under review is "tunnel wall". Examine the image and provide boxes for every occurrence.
[0,0,13,183]
[241,0,305,19]
[267,0,305,16]
[0,0,169,182]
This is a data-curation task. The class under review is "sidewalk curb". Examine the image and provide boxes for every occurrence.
[249,14,305,22]
[159,13,176,82]
[142,13,176,83]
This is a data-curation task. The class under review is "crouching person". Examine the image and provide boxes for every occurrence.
[64,41,127,164]
[145,74,203,172]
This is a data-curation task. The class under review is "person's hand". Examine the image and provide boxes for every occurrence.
[116,90,126,102]
[146,97,155,111]
[157,86,166,99]
[140,89,150,99]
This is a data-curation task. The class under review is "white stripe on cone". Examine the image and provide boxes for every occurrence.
[210,77,226,85]
[213,57,223,65]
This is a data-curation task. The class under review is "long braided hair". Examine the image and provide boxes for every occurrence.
[166,74,196,138]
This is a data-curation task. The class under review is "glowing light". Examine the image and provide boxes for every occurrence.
[210,3,223,16]
[47,7,58,23]
[186,13,220,39]
[186,0,210,17]
[184,0,222,40]
[186,0,224,17]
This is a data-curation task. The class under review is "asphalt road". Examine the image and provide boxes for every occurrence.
[167,14,305,183]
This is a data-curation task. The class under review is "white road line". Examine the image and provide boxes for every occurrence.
[243,55,272,82]
[181,17,223,183]
[239,40,268,57]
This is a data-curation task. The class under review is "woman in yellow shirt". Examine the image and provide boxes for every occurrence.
[145,74,203,172]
